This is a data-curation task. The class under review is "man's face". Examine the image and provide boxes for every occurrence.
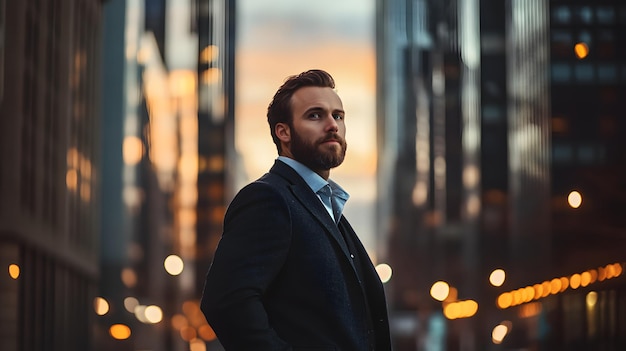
[285,86,348,173]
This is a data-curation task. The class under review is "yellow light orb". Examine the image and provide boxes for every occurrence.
[489,269,506,287]
[430,281,450,302]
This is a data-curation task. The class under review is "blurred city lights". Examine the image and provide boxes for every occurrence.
[180,326,197,342]
[124,296,139,313]
[198,325,217,341]
[443,300,478,320]
[586,291,598,308]
[375,263,393,283]
[497,263,623,309]
[190,338,207,351]
[171,314,188,330]
[134,305,149,323]
[489,269,506,287]
[574,42,589,59]
[144,305,164,324]
[8,264,20,279]
[430,281,450,301]
[121,268,138,288]
[123,136,144,165]
[568,190,582,208]
[109,324,131,340]
[492,323,508,344]
[164,255,184,276]
[94,297,110,316]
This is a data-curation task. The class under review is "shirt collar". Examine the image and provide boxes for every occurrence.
[277,156,350,201]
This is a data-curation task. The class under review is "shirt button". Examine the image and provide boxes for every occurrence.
[350,254,354,258]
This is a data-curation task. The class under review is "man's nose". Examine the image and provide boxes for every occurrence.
[325,114,339,132]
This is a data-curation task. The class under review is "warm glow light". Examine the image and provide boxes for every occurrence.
[461,300,478,318]
[570,273,581,289]
[580,271,591,287]
[180,326,197,341]
[200,45,219,64]
[134,305,149,323]
[430,281,450,301]
[492,324,508,344]
[171,314,188,331]
[497,292,513,309]
[144,305,163,324]
[560,277,569,292]
[66,169,78,190]
[568,191,582,208]
[574,42,589,59]
[550,278,562,295]
[375,263,392,283]
[109,324,131,340]
[530,284,540,300]
[94,297,110,316]
[586,291,598,308]
[8,264,20,279]
[443,302,461,319]
[121,268,138,288]
[489,269,506,287]
[190,338,207,351]
[198,325,217,341]
[123,136,144,165]
[519,302,542,318]
[443,300,478,319]
[124,297,139,313]
[164,255,184,276]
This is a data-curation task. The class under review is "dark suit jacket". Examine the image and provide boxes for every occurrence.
[201,160,392,350]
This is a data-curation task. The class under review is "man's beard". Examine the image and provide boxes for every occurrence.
[290,128,347,171]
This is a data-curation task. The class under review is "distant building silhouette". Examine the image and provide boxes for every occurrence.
[0,0,103,350]
[376,0,626,350]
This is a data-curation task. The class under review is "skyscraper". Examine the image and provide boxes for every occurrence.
[376,0,626,349]
[0,1,103,350]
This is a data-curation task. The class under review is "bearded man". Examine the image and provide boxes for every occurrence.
[200,69,392,351]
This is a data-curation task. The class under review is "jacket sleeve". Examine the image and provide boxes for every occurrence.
[200,181,292,350]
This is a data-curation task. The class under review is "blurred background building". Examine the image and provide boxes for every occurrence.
[377,0,626,350]
[1,0,626,350]
[0,0,102,350]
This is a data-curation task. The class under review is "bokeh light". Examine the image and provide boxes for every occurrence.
[8,264,20,279]
[94,297,110,316]
[164,255,184,276]
[109,324,131,340]
[489,269,506,287]
[430,281,450,301]
[574,42,589,59]
[568,191,582,208]
[375,263,392,283]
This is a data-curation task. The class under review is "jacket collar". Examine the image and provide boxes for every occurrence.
[269,160,354,261]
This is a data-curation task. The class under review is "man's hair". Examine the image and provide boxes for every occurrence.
[267,69,336,154]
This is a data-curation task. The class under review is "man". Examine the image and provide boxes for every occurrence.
[201,69,392,350]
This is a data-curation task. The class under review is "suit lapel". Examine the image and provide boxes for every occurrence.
[290,183,353,259]
[269,161,354,263]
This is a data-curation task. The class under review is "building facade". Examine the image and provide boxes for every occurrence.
[0,0,103,350]
[376,0,626,350]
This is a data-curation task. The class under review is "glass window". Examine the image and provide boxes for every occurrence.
[553,6,571,24]
[596,6,615,24]
[574,63,594,82]
[577,6,594,24]
[577,145,596,164]
[597,64,617,82]
[552,63,572,82]
[553,143,574,163]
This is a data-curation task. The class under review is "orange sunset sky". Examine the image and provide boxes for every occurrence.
[235,0,379,255]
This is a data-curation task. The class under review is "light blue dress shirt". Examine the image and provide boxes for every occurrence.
[277,156,349,223]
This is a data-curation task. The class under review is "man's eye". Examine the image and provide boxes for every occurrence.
[309,113,321,119]
[333,114,344,120]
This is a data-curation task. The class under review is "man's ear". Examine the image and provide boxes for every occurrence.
[275,123,291,143]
